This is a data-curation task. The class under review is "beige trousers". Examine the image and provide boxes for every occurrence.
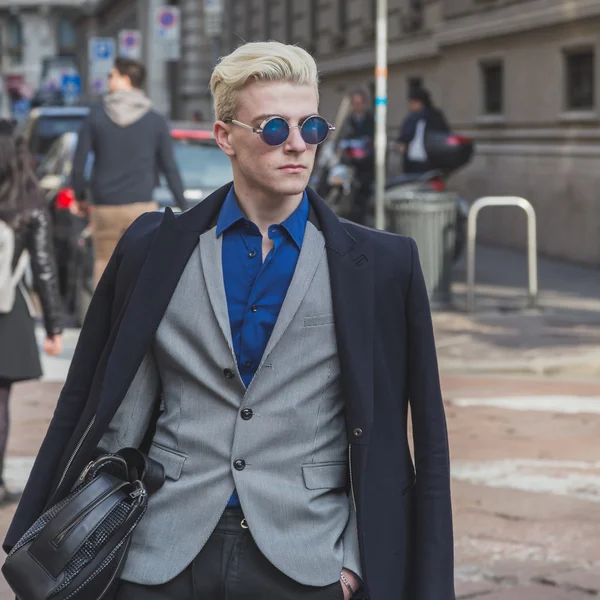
[91,202,158,286]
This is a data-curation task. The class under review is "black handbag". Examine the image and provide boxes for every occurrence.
[2,447,165,600]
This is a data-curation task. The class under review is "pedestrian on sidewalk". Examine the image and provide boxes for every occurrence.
[71,57,188,285]
[339,89,375,225]
[396,87,451,174]
[0,121,63,506]
[5,42,454,600]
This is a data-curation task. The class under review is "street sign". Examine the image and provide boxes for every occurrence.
[118,29,142,60]
[203,0,224,36]
[154,6,181,61]
[61,73,82,105]
[88,37,116,95]
[12,99,30,123]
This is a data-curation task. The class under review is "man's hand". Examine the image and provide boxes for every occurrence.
[340,568,361,599]
[44,334,63,356]
[72,200,91,218]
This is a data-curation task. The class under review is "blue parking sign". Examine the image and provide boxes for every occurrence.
[62,73,82,104]
[88,37,116,95]
[93,40,113,60]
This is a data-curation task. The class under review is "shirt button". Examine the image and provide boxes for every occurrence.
[248,250,256,258]
[241,408,253,420]
[244,360,252,369]
[223,368,235,379]
[251,305,258,313]
[233,459,246,471]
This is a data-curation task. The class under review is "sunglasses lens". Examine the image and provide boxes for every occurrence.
[261,118,289,146]
[301,116,329,145]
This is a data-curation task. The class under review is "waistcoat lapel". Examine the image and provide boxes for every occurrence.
[199,228,235,358]
[260,222,325,362]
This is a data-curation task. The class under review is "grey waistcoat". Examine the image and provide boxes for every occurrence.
[99,222,361,586]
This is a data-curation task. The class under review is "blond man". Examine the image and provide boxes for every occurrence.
[6,42,454,600]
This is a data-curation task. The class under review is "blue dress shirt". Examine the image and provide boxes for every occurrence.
[217,187,309,507]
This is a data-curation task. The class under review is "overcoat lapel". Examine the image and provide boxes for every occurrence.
[307,188,375,444]
[96,186,229,423]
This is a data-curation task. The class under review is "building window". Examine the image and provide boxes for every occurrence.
[308,0,318,49]
[7,15,23,65]
[338,0,348,33]
[565,49,595,110]
[407,76,423,99]
[229,0,240,48]
[285,0,293,43]
[264,0,271,39]
[481,61,504,115]
[58,18,77,54]
[7,17,23,66]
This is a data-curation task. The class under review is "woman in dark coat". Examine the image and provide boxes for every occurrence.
[0,121,63,505]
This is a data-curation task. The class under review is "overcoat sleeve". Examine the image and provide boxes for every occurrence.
[405,237,455,600]
[3,226,127,553]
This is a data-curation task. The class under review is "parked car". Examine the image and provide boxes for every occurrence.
[37,123,233,325]
[21,106,89,168]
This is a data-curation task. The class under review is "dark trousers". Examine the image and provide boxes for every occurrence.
[116,508,349,600]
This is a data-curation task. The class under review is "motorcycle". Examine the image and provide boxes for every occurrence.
[313,137,372,219]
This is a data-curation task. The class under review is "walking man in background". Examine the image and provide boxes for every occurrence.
[72,57,187,284]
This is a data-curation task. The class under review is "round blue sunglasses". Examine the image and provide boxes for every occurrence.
[226,115,335,147]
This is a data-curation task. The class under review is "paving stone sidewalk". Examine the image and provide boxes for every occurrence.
[435,245,600,376]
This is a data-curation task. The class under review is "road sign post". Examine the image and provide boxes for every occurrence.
[88,37,116,95]
[119,29,142,60]
[154,6,181,61]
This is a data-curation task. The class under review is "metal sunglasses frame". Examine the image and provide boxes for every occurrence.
[226,115,335,146]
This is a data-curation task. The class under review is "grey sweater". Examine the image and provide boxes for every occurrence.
[72,93,187,210]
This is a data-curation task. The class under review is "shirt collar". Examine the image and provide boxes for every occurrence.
[280,191,309,249]
[216,187,310,250]
[216,186,246,237]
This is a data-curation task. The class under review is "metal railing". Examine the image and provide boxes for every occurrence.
[467,196,538,312]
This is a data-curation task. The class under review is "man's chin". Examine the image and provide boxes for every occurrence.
[270,178,310,197]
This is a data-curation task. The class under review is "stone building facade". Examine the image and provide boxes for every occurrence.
[219,0,600,265]
[0,0,85,112]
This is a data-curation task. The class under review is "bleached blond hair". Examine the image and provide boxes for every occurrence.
[210,41,319,122]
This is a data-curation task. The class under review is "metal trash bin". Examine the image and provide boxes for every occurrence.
[385,189,458,309]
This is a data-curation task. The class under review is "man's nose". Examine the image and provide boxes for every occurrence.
[283,126,306,153]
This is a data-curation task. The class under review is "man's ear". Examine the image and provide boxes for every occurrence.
[214,121,235,157]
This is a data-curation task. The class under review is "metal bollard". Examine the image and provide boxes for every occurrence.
[466,196,538,312]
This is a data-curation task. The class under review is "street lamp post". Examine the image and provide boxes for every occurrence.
[374,0,388,231]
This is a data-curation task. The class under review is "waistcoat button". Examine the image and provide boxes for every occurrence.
[223,368,235,379]
[353,428,363,437]
[233,459,246,471]
[241,408,253,420]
